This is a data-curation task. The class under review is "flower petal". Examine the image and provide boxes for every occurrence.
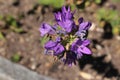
[56,37,62,42]
[39,23,55,36]
[44,50,54,55]
[79,46,91,54]
[75,48,83,59]
[82,39,90,46]
[78,17,84,24]
[62,6,67,14]
[58,20,74,33]
[44,40,57,49]
[79,22,91,31]
[54,12,62,21]
[71,41,78,53]
[53,43,64,55]
[63,52,77,66]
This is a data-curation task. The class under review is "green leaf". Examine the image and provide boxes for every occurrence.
[97,8,106,20]
[11,53,21,62]
[11,20,17,27]
[112,27,119,35]
[52,0,65,8]
[0,15,3,20]
[85,1,90,7]
[6,15,18,27]
[13,28,24,33]
[38,0,52,5]
[97,8,119,22]
[70,4,77,10]
[10,26,24,33]
[97,8,120,35]
[112,0,120,2]
[6,16,14,22]
[0,32,5,40]
[40,35,49,46]
[38,0,65,9]
[95,0,101,4]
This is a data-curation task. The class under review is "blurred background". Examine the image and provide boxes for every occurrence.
[0,0,120,80]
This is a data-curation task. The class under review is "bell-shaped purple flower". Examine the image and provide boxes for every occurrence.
[62,52,77,66]
[56,37,62,42]
[58,20,75,33]
[75,30,86,40]
[39,23,55,36]
[71,39,91,59]
[75,18,91,40]
[79,22,91,32]
[78,17,84,24]
[61,6,74,20]
[54,6,74,21]
[54,12,62,22]
[39,6,92,66]
[54,6,75,33]
[45,40,64,56]
[45,40,57,50]
[53,43,65,55]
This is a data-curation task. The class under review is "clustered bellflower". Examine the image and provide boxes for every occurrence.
[39,6,92,66]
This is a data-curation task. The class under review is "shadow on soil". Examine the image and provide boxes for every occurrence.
[78,55,120,78]
[102,21,113,39]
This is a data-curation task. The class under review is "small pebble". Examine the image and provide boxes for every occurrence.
[78,71,94,80]
[96,75,102,80]
[104,77,111,80]
[30,63,37,70]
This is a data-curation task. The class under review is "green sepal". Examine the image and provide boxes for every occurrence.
[40,35,50,46]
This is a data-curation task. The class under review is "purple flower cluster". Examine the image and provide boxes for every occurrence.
[39,6,92,66]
